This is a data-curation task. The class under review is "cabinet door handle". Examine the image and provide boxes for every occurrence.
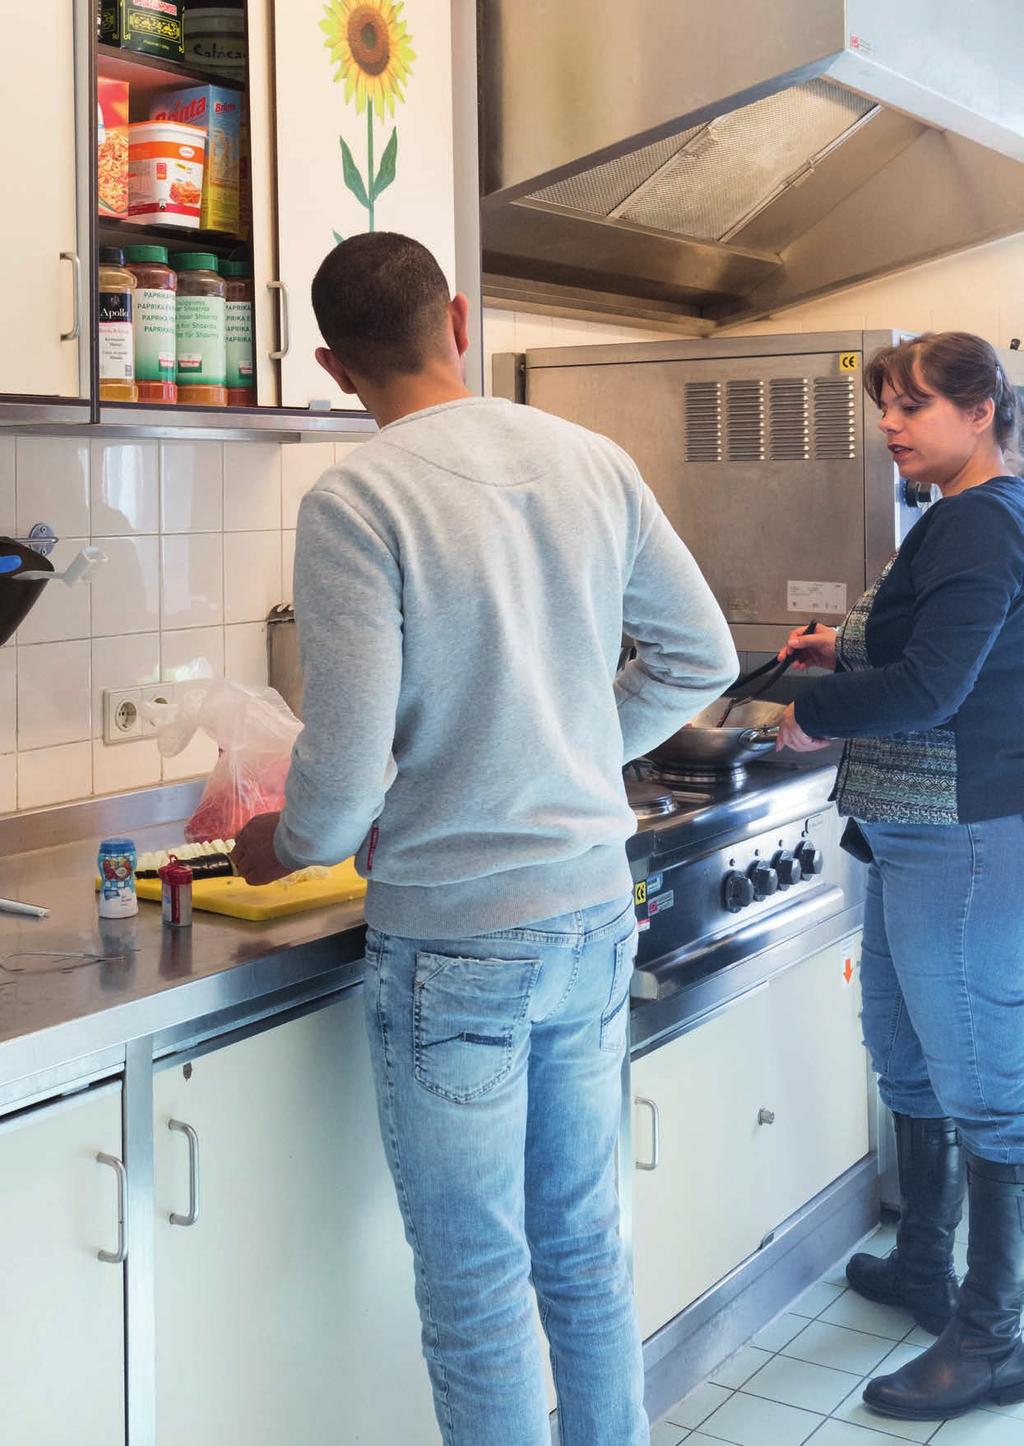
[60,251,82,342]
[758,1107,776,1126]
[268,280,290,360]
[96,1152,128,1264]
[634,1096,661,1171]
[168,1119,201,1227]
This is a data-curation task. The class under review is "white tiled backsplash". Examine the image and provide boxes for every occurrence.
[0,436,361,814]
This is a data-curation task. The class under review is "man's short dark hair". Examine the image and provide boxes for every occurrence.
[311,232,452,383]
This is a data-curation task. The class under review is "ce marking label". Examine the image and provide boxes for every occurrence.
[839,352,859,372]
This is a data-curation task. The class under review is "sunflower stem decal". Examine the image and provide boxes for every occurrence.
[321,0,415,237]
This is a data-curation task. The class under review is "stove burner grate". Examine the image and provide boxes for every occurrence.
[647,762,748,790]
[625,781,681,821]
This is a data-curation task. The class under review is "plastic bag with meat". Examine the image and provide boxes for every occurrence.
[145,680,301,843]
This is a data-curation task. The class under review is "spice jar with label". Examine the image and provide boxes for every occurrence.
[221,258,255,406]
[173,251,227,407]
[124,245,177,404]
[98,247,138,403]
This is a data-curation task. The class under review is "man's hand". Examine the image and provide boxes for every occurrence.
[776,702,831,753]
[233,812,292,885]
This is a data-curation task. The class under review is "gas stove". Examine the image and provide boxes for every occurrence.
[625,751,865,1015]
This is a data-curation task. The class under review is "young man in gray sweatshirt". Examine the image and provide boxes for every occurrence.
[234,233,737,1446]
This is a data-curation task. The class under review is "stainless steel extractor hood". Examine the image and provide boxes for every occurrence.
[479,0,1024,329]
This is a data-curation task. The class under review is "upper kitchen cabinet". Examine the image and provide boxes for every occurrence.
[268,0,457,412]
[0,0,92,421]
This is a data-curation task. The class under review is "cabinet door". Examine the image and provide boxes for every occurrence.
[0,0,85,399]
[154,995,439,1446]
[0,1085,125,1445]
[631,987,773,1340]
[761,934,870,1232]
[270,0,456,410]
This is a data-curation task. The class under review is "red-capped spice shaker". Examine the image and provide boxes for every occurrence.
[159,857,194,928]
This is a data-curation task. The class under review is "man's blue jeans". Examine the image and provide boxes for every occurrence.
[363,896,649,1446]
[860,816,1024,1164]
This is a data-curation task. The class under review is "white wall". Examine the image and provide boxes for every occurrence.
[718,231,1024,348]
[0,437,360,813]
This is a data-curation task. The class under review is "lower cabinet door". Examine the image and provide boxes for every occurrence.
[631,986,774,1340]
[761,933,870,1233]
[154,993,439,1445]
[0,1084,125,1445]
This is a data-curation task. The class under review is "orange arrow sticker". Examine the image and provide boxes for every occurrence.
[843,958,854,984]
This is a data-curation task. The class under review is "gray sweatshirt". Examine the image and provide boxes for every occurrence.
[274,397,737,936]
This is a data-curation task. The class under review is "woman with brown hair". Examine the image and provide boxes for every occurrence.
[776,331,1024,1423]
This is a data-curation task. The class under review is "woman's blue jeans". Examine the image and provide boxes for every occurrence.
[363,896,649,1446]
[860,816,1024,1164]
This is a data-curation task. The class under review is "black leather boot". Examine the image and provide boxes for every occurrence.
[863,1151,1024,1420]
[846,1113,963,1334]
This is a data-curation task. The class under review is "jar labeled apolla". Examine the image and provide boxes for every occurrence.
[159,857,193,927]
[98,248,138,403]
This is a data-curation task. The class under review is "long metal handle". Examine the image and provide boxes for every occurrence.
[168,1119,201,1227]
[60,251,82,342]
[634,1096,661,1171]
[268,280,290,360]
[96,1152,128,1264]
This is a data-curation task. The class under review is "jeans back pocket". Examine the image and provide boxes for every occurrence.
[600,926,638,1054]
[413,951,541,1104]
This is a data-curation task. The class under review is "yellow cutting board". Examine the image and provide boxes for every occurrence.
[100,859,367,922]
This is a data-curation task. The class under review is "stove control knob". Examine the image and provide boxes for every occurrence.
[746,860,779,901]
[796,841,824,877]
[723,871,755,913]
[772,850,803,887]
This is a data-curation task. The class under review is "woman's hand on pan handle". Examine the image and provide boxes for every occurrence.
[776,703,831,753]
[777,624,838,672]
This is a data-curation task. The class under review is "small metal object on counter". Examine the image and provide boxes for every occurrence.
[0,897,49,919]
[97,838,139,919]
[159,859,194,929]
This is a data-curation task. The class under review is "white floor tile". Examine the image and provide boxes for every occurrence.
[871,1341,927,1376]
[752,1313,811,1352]
[651,1421,690,1446]
[783,1320,896,1376]
[818,1293,917,1342]
[665,1382,732,1430]
[742,1354,861,1414]
[710,1346,773,1390]
[791,1282,848,1319]
[809,1419,924,1445]
[698,1390,823,1446]
[903,1326,938,1349]
[933,1411,1024,1442]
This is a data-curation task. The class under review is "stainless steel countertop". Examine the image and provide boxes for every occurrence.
[0,819,368,1104]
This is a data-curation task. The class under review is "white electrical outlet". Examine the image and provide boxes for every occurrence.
[140,682,175,733]
[103,688,143,744]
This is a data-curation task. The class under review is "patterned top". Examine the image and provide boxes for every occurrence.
[832,558,959,825]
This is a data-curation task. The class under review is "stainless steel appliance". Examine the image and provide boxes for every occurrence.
[479,0,1024,328]
[267,604,303,719]
[501,328,945,654]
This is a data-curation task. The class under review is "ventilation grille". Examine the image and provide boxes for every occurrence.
[726,380,766,461]
[684,381,722,462]
[768,379,811,460]
[814,377,858,459]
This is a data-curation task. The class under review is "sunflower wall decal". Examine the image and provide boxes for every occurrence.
[321,0,416,237]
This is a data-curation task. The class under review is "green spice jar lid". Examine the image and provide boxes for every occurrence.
[218,259,251,277]
[99,247,125,265]
[124,245,171,265]
[173,252,220,272]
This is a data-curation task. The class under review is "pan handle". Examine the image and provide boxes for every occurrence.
[738,726,780,753]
